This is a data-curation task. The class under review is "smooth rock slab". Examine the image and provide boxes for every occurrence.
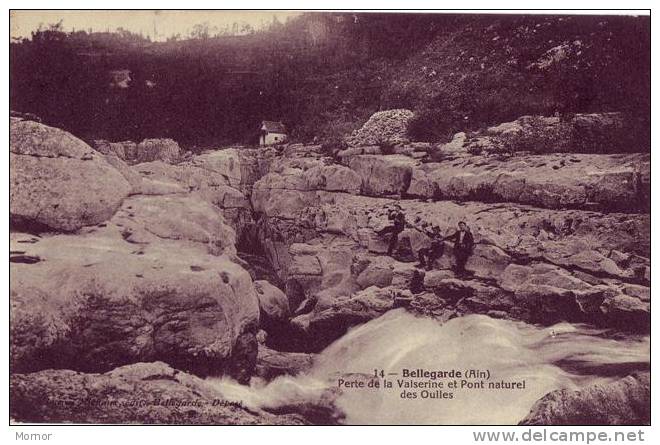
[112,194,238,256]
[129,159,253,231]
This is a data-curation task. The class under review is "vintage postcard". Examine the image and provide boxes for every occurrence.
[8,9,650,429]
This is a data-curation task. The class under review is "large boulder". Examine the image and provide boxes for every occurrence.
[291,286,398,352]
[498,263,612,324]
[189,148,265,192]
[251,172,317,219]
[519,372,650,425]
[10,362,305,424]
[441,132,468,153]
[424,276,512,313]
[112,194,238,256]
[254,280,290,323]
[10,194,259,379]
[301,164,362,194]
[356,259,394,289]
[129,159,254,234]
[347,109,414,147]
[289,285,455,352]
[600,294,650,332]
[10,119,131,232]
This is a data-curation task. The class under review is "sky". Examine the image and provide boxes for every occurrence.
[10,10,302,41]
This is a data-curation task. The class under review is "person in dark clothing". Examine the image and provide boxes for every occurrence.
[379,205,406,256]
[443,221,474,275]
[418,226,445,270]
[409,269,426,294]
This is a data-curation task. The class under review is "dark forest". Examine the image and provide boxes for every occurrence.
[10,12,650,149]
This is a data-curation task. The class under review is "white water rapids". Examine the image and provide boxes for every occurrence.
[209,309,649,425]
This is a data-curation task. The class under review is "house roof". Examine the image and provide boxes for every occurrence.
[262,120,287,133]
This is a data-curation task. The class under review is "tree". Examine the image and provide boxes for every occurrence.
[190,22,210,40]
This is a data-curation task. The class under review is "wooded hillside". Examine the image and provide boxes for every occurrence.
[10,12,650,149]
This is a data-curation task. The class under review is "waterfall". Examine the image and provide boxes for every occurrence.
[208,309,649,425]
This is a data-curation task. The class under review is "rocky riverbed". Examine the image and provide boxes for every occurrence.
[9,115,650,425]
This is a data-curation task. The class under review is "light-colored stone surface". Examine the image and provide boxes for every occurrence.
[112,194,238,256]
[347,155,415,196]
[129,158,254,233]
[409,152,649,212]
[10,191,258,377]
[250,145,649,340]
[10,120,132,231]
[10,115,651,419]
[255,280,290,322]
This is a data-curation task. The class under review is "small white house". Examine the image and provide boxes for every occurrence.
[259,121,288,146]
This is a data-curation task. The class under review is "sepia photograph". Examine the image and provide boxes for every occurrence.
[7,7,651,430]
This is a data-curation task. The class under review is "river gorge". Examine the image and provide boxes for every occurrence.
[9,113,650,425]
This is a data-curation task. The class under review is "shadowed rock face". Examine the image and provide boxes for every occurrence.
[255,346,315,380]
[10,119,132,232]
[519,372,650,425]
[10,362,306,424]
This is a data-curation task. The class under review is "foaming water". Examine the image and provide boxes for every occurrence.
[208,310,649,425]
